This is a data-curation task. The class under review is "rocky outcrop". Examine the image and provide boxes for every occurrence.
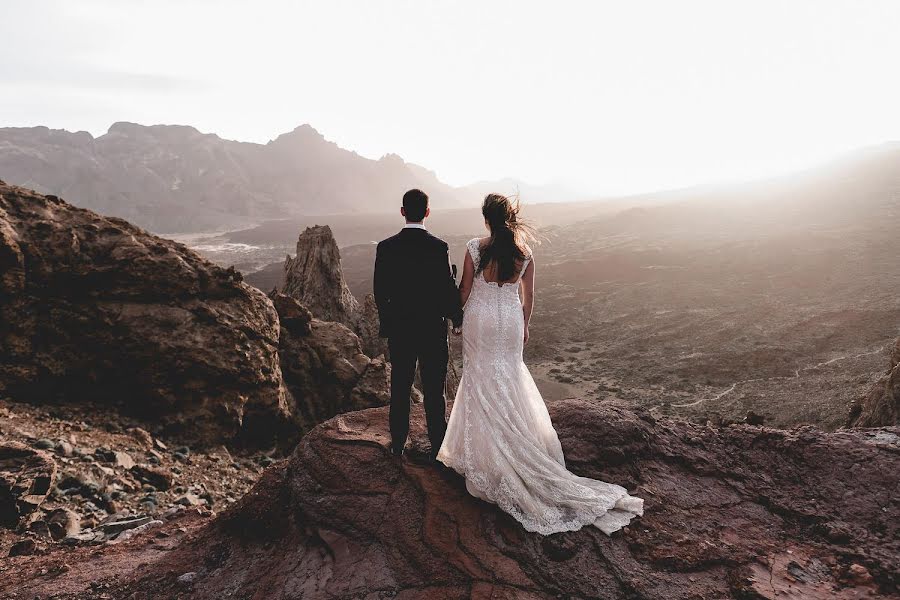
[848,337,900,427]
[282,225,387,359]
[282,225,360,324]
[116,400,899,599]
[272,294,390,438]
[358,293,388,359]
[0,442,57,529]
[0,182,287,447]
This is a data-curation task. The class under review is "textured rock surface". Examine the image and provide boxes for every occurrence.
[848,337,900,427]
[0,396,278,568]
[358,292,388,359]
[0,182,287,446]
[45,507,81,540]
[0,442,57,529]
[112,400,899,599]
[273,293,390,438]
[282,225,360,324]
[282,224,387,360]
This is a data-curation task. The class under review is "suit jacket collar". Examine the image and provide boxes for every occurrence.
[400,225,428,236]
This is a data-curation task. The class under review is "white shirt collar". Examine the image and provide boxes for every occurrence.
[403,223,427,230]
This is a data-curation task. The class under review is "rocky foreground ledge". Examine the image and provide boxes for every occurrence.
[6,399,895,600]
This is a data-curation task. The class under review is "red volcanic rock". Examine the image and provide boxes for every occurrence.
[848,337,900,427]
[272,293,390,438]
[0,182,288,447]
[357,292,388,359]
[0,442,57,529]
[112,400,900,599]
[129,464,174,491]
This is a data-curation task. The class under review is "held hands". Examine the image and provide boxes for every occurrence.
[452,327,462,336]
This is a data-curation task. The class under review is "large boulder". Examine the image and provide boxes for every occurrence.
[848,337,900,427]
[273,293,390,439]
[0,442,57,529]
[0,182,287,446]
[117,400,899,599]
[357,292,388,359]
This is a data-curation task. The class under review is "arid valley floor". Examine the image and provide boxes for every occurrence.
[187,152,900,432]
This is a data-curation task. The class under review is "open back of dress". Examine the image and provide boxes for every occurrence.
[437,238,643,535]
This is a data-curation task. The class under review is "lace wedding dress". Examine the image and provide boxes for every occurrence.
[437,238,644,535]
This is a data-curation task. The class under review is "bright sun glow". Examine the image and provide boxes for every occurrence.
[2,0,900,196]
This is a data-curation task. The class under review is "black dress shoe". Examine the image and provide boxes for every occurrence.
[391,446,404,457]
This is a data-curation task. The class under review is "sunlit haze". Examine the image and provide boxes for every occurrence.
[3,0,900,195]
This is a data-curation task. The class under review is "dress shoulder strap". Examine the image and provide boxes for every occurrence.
[466,238,481,269]
[517,257,531,281]
[517,245,533,281]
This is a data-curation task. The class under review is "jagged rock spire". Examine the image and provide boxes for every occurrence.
[282,225,360,325]
[282,225,387,359]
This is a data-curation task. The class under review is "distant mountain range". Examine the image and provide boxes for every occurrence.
[0,122,577,233]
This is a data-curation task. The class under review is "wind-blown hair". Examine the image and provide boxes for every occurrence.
[478,193,536,281]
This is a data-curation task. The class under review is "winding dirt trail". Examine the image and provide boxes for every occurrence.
[672,343,888,409]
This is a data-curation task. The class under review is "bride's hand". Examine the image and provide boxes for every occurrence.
[523,326,530,345]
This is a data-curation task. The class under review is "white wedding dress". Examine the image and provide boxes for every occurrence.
[437,238,643,535]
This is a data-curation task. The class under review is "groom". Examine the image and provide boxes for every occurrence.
[374,189,463,460]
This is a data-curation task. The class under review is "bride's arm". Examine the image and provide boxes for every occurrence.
[520,258,535,344]
[459,251,475,308]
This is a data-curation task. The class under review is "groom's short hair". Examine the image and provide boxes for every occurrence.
[402,189,429,222]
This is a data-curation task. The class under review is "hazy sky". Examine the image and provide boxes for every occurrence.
[3,0,900,195]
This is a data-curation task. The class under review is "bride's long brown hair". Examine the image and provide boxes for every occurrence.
[478,193,536,281]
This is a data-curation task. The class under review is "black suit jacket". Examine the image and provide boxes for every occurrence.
[374,227,463,338]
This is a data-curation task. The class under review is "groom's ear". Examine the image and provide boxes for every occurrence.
[401,206,407,218]
[425,207,430,219]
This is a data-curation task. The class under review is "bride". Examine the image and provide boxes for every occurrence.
[437,194,643,535]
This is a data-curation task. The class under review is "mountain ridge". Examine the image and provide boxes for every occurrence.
[0,122,579,234]
[0,122,458,233]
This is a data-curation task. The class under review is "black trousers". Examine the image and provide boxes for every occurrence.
[387,322,449,453]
